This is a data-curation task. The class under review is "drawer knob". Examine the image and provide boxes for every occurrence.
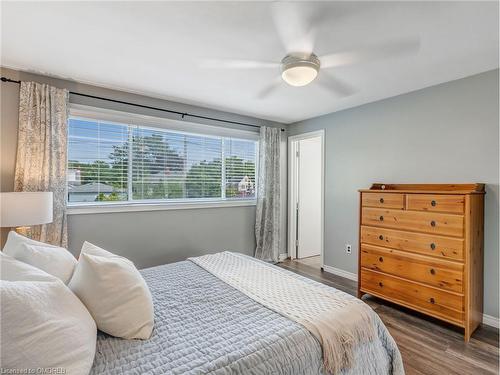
[431,200,437,207]
[379,235,384,240]
[429,297,435,304]
[379,198,384,203]
[378,282,384,287]
[430,243,436,250]
[430,268,436,275]
[379,216,384,221]
[379,257,384,262]
[430,220,436,227]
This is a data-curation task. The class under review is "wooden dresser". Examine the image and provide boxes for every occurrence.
[358,183,485,341]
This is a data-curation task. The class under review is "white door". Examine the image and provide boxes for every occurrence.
[296,136,322,259]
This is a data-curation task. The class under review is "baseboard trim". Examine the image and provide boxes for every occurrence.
[482,314,500,329]
[322,264,358,281]
[318,265,499,328]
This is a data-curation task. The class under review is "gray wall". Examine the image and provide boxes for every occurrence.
[0,66,283,267]
[68,207,255,269]
[289,69,499,318]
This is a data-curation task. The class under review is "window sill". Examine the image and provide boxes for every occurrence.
[66,199,257,215]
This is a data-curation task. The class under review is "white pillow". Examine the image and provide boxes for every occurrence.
[69,241,154,339]
[0,251,54,282]
[2,231,77,284]
[0,253,97,375]
[3,230,58,252]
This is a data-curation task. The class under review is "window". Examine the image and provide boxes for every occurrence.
[67,111,258,207]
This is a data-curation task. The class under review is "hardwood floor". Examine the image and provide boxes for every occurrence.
[292,255,322,268]
[279,258,499,375]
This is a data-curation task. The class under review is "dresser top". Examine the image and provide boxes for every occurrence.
[359,183,485,194]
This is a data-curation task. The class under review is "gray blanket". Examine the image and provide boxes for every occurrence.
[91,260,403,375]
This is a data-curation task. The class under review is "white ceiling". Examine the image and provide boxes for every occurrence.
[1,1,498,124]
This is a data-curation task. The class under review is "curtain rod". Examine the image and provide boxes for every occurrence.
[1,76,285,132]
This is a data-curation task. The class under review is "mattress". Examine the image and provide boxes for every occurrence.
[91,260,403,375]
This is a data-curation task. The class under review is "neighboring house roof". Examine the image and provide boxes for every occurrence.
[68,182,117,193]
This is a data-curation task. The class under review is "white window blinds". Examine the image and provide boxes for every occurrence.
[67,116,258,205]
[68,119,129,203]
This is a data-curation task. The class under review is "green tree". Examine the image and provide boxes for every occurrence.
[68,160,125,189]
[109,134,185,199]
[70,135,255,201]
[109,134,184,177]
[186,159,222,198]
[132,179,184,200]
[185,156,255,199]
[96,192,122,201]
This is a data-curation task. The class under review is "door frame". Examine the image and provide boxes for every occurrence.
[287,129,325,266]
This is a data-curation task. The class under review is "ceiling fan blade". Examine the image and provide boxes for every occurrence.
[200,59,279,69]
[320,36,421,69]
[257,77,283,99]
[317,73,357,97]
[271,2,316,54]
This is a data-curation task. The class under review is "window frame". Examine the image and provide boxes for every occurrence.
[66,105,259,215]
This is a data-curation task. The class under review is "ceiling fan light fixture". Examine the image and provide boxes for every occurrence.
[281,54,320,87]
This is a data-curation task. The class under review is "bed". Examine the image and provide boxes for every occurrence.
[91,255,403,375]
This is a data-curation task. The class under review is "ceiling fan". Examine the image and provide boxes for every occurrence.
[201,2,421,99]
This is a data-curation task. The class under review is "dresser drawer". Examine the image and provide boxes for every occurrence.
[360,245,464,293]
[361,207,464,237]
[362,193,404,209]
[360,269,464,325]
[360,226,464,261]
[407,194,464,214]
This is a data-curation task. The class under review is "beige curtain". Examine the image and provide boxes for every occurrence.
[255,126,281,262]
[14,82,69,247]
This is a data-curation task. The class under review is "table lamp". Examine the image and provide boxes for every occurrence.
[0,192,53,238]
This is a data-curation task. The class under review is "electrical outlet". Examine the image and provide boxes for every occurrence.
[345,244,352,254]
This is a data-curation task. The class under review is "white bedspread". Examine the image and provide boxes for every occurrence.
[190,252,388,375]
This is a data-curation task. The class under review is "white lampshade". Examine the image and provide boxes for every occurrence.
[0,192,53,227]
